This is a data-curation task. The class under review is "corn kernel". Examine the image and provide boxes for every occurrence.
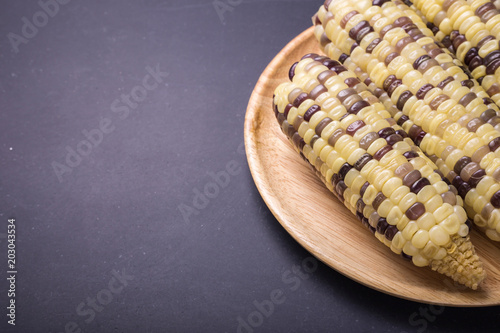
[363,185,378,205]
[424,194,444,213]
[439,214,461,235]
[341,141,359,161]
[331,156,347,174]
[454,206,468,224]
[373,169,392,191]
[325,150,340,169]
[344,169,359,189]
[432,180,449,194]
[403,241,419,256]
[401,219,418,240]
[367,138,387,155]
[422,240,440,259]
[382,177,403,198]
[313,138,328,157]
[391,231,406,250]
[351,174,366,195]
[412,230,430,249]
[490,210,500,231]
[429,225,451,246]
[417,212,436,231]
[417,184,437,202]
[390,186,410,205]
[476,176,496,197]
[303,129,316,145]
[433,203,454,221]
[360,159,378,179]
[427,172,442,185]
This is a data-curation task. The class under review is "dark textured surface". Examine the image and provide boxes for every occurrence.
[0,1,499,332]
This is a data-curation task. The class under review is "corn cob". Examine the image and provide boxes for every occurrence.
[409,0,500,106]
[316,0,500,242]
[273,54,485,288]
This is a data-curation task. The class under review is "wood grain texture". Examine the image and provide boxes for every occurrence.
[244,27,500,306]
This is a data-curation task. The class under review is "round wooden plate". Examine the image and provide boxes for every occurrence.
[244,27,500,306]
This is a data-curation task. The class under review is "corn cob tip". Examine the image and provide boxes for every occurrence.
[430,234,486,290]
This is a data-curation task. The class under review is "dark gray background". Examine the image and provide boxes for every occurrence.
[1,0,499,332]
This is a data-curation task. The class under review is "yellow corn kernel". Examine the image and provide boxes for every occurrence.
[454,206,468,224]
[381,176,403,198]
[419,165,434,178]
[480,152,495,170]
[491,210,500,231]
[331,156,347,174]
[417,183,437,203]
[402,220,419,240]
[485,184,500,202]
[465,189,479,207]
[476,175,496,196]
[351,174,366,195]
[429,225,451,246]
[309,111,328,129]
[389,185,411,205]
[472,194,488,215]
[372,169,393,190]
[313,138,328,156]
[378,198,393,217]
[303,129,316,145]
[424,194,444,213]
[440,212,461,234]
[399,192,418,212]
[386,204,403,224]
[366,138,387,156]
[422,240,440,259]
[360,159,378,179]
[325,150,340,169]
[344,169,359,189]
[410,156,428,170]
[445,149,464,172]
[363,185,378,205]
[433,203,454,221]
[341,141,359,161]
[322,97,342,113]
[328,105,347,120]
[402,241,419,257]
[417,212,437,231]
[346,148,366,166]
[320,120,337,142]
[412,230,430,249]
[334,134,351,152]
[391,232,406,250]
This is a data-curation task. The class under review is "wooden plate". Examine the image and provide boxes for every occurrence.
[244,27,500,306]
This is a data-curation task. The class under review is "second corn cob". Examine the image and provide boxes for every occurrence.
[273,54,485,288]
[316,0,500,242]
